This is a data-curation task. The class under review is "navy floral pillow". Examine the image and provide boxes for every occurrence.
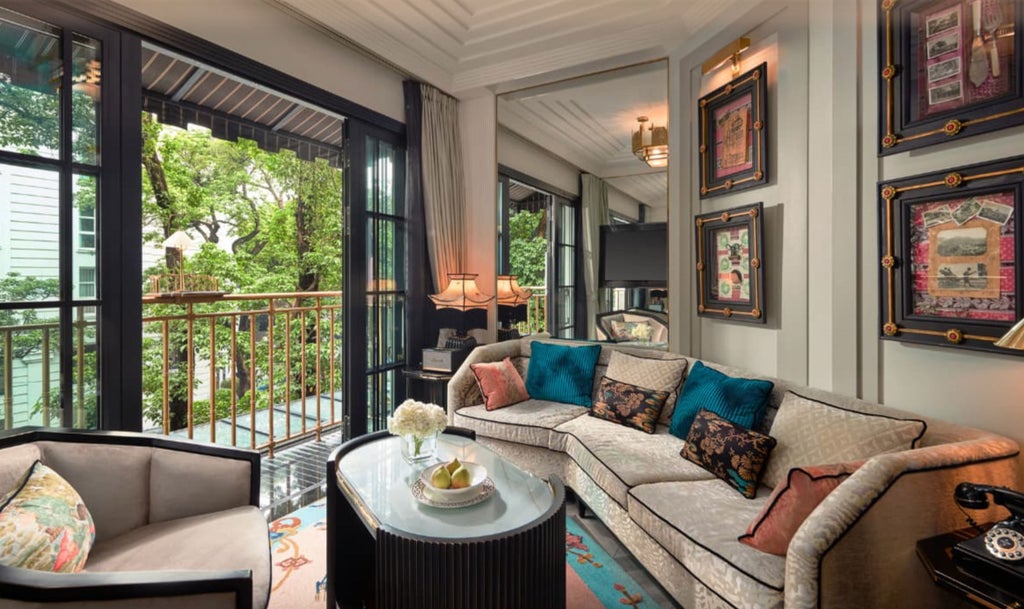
[590,376,670,434]
[681,409,777,498]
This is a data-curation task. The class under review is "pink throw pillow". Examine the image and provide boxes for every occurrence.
[739,461,863,555]
[471,357,529,411]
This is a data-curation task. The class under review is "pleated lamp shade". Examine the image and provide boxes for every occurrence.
[995,317,1024,350]
[428,273,494,311]
[496,275,533,306]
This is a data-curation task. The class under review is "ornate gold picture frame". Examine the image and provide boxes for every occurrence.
[879,155,1024,354]
[698,63,768,198]
[878,0,1023,155]
[695,202,766,323]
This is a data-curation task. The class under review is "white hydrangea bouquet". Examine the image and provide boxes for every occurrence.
[387,399,447,462]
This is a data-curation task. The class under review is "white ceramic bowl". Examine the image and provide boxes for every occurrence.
[420,461,488,502]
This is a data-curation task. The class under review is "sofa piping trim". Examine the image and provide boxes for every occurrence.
[626,488,785,592]
[814,450,1019,608]
[561,457,742,609]
[786,390,928,448]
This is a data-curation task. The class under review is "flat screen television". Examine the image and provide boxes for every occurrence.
[599,222,667,288]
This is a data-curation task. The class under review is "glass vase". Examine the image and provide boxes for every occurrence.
[401,432,438,464]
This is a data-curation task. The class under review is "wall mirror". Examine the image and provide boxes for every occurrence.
[495,59,669,347]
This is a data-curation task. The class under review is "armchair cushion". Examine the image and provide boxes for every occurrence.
[86,505,270,609]
[150,449,254,524]
[0,461,95,573]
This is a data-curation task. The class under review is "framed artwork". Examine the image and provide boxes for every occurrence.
[878,0,1023,155]
[698,63,768,198]
[878,155,1024,354]
[695,202,765,324]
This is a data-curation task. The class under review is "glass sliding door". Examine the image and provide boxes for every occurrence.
[551,196,578,338]
[0,5,127,430]
[346,123,406,436]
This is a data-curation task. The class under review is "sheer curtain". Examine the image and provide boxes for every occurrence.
[419,84,465,291]
[581,174,609,338]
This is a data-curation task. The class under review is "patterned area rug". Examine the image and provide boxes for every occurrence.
[268,500,656,608]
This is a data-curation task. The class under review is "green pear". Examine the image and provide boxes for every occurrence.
[450,465,472,489]
[430,466,452,489]
[445,458,462,475]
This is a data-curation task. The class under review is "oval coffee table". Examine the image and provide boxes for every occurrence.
[326,429,566,609]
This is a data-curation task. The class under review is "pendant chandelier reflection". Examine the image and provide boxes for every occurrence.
[631,116,669,168]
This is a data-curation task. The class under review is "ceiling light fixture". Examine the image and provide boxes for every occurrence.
[701,37,751,76]
[632,116,669,169]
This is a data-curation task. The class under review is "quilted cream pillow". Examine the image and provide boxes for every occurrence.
[763,392,926,488]
[604,350,688,426]
[0,461,95,572]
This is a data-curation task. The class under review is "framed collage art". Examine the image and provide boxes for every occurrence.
[878,155,1024,354]
[695,202,765,323]
[878,0,1023,154]
[698,63,768,198]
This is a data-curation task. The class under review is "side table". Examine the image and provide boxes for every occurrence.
[402,367,453,408]
[917,526,1024,609]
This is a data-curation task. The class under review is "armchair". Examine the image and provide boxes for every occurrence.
[0,428,269,609]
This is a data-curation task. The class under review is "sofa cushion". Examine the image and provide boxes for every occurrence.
[526,342,602,407]
[762,391,927,488]
[608,319,653,342]
[628,480,785,608]
[740,461,863,555]
[604,350,688,426]
[0,461,95,573]
[555,415,716,506]
[669,361,774,440]
[471,357,529,411]
[681,409,777,499]
[452,399,588,450]
[86,505,270,609]
[590,376,670,434]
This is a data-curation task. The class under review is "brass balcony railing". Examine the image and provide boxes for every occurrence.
[519,286,547,335]
[142,291,343,457]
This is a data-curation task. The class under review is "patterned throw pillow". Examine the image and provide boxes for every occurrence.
[590,376,671,434]
[761,391,927,488]
[608,320,653,342]
[0,461,95,572]
[604,350,688,426]
[681,409,777,499]
[669,361,774,440]
[471,357,529,410]
[739,461,863,555]
[526,341,602,407]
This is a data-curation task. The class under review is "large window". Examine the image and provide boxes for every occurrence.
[0,5,123,430]
[498,169,580,338]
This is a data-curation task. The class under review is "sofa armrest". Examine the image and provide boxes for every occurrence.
[0,565,253,609]
[447,339,526,423]
[784,434,1020,609]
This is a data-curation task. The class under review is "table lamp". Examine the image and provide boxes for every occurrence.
[496,275,533,340]
[162,230,194,292]
[428,273,493,347]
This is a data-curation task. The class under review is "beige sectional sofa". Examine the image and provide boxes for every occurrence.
[0,429,269,609]
[448,336,1021,609]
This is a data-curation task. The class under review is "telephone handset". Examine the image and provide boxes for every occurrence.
[953,482,1024,589]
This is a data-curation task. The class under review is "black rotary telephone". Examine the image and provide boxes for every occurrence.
[953,482,1024,590]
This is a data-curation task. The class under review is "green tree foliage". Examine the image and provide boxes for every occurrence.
[508,210,547,287]
[140,117,344,432]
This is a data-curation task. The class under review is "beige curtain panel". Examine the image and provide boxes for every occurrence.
[420,84,465,292]
[581,173,609,339]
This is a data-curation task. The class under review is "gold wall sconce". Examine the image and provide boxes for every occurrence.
[701,37,751,76]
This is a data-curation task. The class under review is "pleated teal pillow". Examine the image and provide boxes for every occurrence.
[669,361,774,439]
[526,342,602,407]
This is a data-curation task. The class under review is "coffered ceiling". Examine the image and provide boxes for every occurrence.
[499,61,668,209]
[269,0,747,92]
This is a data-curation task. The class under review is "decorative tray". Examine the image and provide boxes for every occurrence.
[411,477,495,509]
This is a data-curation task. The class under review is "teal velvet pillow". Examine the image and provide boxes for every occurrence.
[669,361,774,439]
[526,341,602,407]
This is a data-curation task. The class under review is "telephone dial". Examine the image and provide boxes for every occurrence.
[953,482,1024,590]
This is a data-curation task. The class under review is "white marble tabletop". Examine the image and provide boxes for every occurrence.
[335,433,555,540]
